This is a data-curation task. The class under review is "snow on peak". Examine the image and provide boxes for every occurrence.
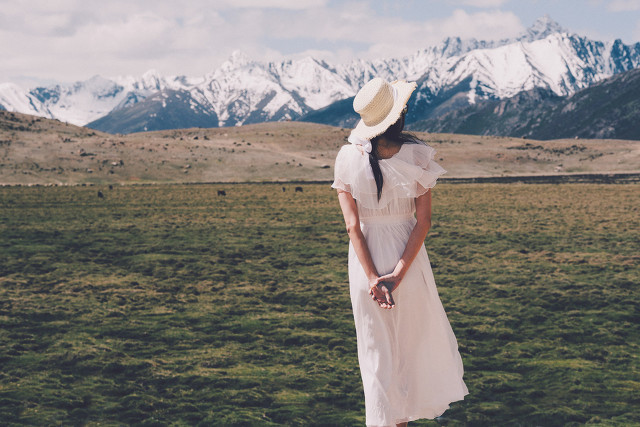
[435,36,487,57]
[2,18,639,130]
[0,82,25,94]
[229,50,251,66]
[82,75,116,91]
[524,15,567,40]
[140,69,164,91]
[216,50,254,75]
[0,82,52,117]
[142,68,160,78]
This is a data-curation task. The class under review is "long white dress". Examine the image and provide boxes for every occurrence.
[332,141,469,427]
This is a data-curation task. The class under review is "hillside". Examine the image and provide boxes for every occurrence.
[0,111,638,185]
[410,67,640,140]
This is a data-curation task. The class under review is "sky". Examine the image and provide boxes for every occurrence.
[1,0,639,89]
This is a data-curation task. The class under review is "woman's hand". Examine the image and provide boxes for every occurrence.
[374,271,404,293]
[368,279,395,309]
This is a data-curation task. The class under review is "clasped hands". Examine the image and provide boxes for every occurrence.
[368,273,403,309]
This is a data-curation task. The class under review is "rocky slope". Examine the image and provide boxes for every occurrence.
[410,67,640,140]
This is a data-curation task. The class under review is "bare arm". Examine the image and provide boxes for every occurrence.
[337,189,378,281]
[336,189,395,308]
[375,189,432,291]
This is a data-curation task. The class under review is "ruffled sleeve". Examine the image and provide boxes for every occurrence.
[331,144,374,194]
[331,144,356,194]
[331,142,447,209]
[408,142,448,195]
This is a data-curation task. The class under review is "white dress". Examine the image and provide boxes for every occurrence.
[332,142,469,427]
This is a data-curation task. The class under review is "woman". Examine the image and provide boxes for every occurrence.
[332,77,469,426]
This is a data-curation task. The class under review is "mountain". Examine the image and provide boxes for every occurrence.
[410,66,640,140]
[305,28,640,129]
[1,16,640,135]
[296,96,359,129]
[87,89,219,134]
[0,71,193,126]
[0,83,50,117]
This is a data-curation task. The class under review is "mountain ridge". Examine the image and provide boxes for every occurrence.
[409,66,640,140]
[1,16,639,135]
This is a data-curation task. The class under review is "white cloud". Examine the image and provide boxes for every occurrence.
[449,0,510,7]
[0,0,524,84]
[438,9,523,40]
[261,3,523,56]
[358,8,522,59]
[288,48,357,64]
[0,1,242,81]
[220,0,327,9]
[607,0,640,11]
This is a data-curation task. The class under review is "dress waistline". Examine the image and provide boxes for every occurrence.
[360,213,415,225]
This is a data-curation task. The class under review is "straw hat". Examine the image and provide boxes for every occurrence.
[350,77,417,142]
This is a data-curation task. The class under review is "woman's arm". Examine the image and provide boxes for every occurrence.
[337,189,378,281]
[336,189,395,308]
[375,190,432,292]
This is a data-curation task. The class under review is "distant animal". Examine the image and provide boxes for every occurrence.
[218,190,226,196]
[97,191,104,198]
[108,184,113,190]
[295,186,303,193]
[282,187,286,192]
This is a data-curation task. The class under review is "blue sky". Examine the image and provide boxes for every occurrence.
[1,0,639,88]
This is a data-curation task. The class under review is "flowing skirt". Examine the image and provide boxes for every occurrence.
[348,215,469,427]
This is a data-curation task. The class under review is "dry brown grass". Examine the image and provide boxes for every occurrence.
[1,110,638,185]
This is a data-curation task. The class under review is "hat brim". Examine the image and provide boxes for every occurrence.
[350,80,417,140]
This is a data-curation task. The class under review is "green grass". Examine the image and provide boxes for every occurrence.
[0,183,638,426]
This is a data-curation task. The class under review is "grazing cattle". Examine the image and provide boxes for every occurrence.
[295,186,303,193]
[97,190,104,198]
[108,184,113,190]
[282,187,286,192]
[218,190,227,196]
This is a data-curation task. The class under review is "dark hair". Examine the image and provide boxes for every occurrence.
[368,111,422,201]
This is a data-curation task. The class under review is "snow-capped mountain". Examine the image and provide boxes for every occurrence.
[410,66,640,140]
[23,70,192,125]
[1,16,639,134]
[89,89,218,134]
[0,83,50,117]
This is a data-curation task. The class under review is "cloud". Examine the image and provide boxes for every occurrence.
[437,9,523,40]
[220,0,328,9]
[262,4,523,58]
[288,48,358,64]
[358,8,522,59]
[449,0,510,7]
[607,0,640,11]
[0,1,242,81]
[0,0,524,84]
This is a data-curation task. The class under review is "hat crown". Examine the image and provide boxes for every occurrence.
[353,77,394,127]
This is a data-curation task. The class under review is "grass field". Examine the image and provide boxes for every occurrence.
[0,183,638,426]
